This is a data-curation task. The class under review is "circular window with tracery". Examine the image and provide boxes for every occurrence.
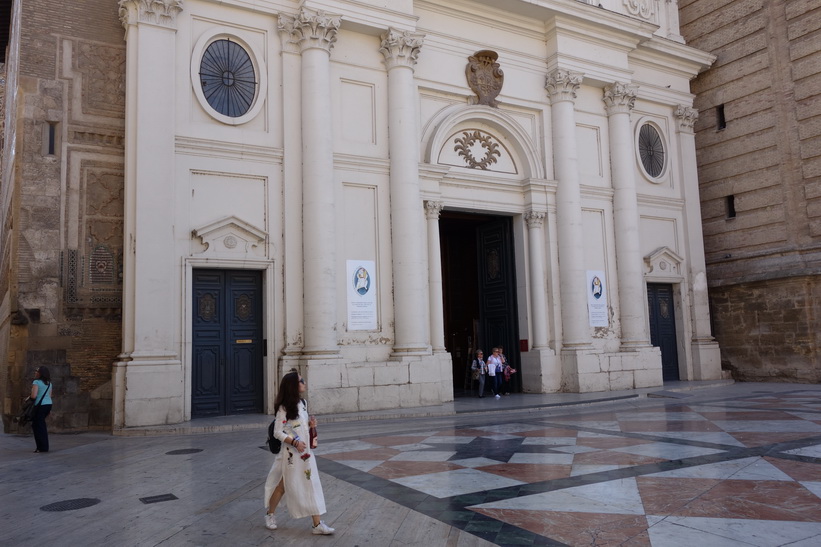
[637,123,666,179]
[199,39,257,118]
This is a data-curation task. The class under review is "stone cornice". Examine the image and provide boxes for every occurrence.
[545,69,583,103]
[380,28,424,71]
[603,82,638,115]
[118,0,183,29]
[278,8,341,54]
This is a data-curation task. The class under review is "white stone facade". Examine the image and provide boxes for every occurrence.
[112,0,720,428]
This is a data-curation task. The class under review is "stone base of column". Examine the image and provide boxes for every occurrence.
[519,348,560,393]
[561,346,663,393]
[301,353,452,414]
[690,338,722,380]
[113,353,183,429]
[390,344,432,359]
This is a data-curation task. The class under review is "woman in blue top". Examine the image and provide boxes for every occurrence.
[30,366,53,453]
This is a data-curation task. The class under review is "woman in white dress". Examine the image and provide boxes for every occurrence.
[263,371,334,535]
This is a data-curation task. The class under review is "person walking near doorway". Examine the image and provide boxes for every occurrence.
[487,347,503,399]
[471,350,488,397]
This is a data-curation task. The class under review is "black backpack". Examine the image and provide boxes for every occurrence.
[266,399,306,454]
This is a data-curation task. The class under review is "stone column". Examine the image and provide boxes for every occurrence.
[603,82,651,349]
[545,69,590,348]
[380,28,430,355]
[425,200,446,353]
[280,9,341,357]
[115,0,183,427]
[675,105,721,379]
[525,210,550,350]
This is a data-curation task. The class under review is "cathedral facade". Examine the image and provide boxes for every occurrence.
[1,0,721,430]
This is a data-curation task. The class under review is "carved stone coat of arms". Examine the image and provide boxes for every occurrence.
[466,50,504,107]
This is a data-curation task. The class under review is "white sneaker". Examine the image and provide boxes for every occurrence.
[264,513,277,530]
[495,394,501,399]
[312,521,335,535]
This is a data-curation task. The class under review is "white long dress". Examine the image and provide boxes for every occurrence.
[263,400,326,518]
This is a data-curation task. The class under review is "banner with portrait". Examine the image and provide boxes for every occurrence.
[346,260,377,330]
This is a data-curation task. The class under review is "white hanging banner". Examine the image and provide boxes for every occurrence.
[346,260,377,330]
[586,270,608,327]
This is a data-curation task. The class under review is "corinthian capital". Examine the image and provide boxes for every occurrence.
[603,82,638,115]
[525,210,546,229]
[380,28,424,70]
[424,200,444,220]
[674,105,699,132]
[278,8,341,53]
[545,69,583,103]
[118,0,183,29]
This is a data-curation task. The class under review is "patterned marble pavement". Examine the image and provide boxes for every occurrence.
[315,390,821,546]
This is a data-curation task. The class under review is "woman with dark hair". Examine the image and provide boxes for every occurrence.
[30,366,53,453]
[262,370,334,535]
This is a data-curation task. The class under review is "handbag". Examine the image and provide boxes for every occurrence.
[267,419,282,454]
[15,383,50,427]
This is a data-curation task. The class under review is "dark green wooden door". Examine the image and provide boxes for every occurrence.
[647,283,680,381]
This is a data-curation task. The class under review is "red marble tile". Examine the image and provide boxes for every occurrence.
[368,460,462,479]
[321,447,400,461]
[472,508,651,546]
[697,411,801,420]
[652,479,821,521]
[618,420,723,433]
[573,451,665,466]
[637,477,722,515]
[729,431,816,447]
[577,437,655,449]
[516,427,580,438]
[477,463,573,482]
[365,435,430,446]
[766,456,821,481]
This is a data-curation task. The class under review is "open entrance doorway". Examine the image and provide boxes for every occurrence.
[439,212,521,397]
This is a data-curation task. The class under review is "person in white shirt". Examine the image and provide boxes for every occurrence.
[487,347,503,399]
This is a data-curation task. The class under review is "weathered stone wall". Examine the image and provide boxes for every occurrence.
[679,0,821,379]
[1,0,124,432]
[710,276,821,381]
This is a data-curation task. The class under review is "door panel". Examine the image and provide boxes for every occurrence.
[192,270,263,418]
[647,283,680,381]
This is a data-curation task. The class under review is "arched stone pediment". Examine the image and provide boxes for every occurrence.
[191,216,268,258]
[422,105,543,180]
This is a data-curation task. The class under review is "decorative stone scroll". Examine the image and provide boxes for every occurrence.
[674,105,699,132]
[466,50,504,107]
[603,82,638,115]
[380,28,424,70]
[278,8,341,53]
[118,0,183,29]
[623,0,655,21]
[454,129,501,170]
[545,69,583,102]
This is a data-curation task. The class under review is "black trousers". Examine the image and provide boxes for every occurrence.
[32,404,52,452]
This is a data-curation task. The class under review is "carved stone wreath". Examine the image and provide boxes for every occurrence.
[454,130,501,170]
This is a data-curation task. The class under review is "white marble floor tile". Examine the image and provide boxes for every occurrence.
[611,442,725,459]
[470,477,644,514]
[449,457,503,468]
[508,452,574,465]
[647,516,821,547]
[547,444,600,454]
[314,440,381,455]
[783,443,821,457]
[480,434,522,441]
[615,411,708,422]
[570,464,629,476]
[713,420,821,433]
[337,460,384,472]
[799,481,821,499]
[646,456,794,481]
[390,443,436,451]
[521,437,577,446]
[422,436,475,444]
[550,420,622,431]
[390,468,524,498]
[388,450,457,462]
[476,423,549,434]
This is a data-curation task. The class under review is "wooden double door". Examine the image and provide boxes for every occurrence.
[192,269,264,418]
[647,283,680,381]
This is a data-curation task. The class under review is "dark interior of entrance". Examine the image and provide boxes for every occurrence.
[439,212,521,397]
